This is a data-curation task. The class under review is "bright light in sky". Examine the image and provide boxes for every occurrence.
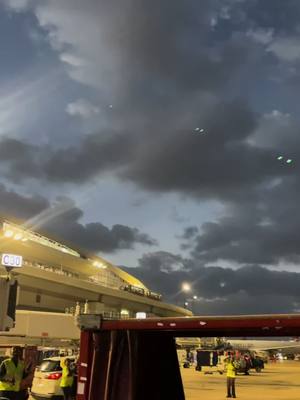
[182,282,191,292]
[277,155,293,164]
[194,127,205,133]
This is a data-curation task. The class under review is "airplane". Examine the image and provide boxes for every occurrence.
[177,336,300,357]
[224,338,300,357]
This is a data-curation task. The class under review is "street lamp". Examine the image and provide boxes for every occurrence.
[192,295,198,314]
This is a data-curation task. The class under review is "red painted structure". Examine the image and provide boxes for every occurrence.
[77,314,300,400]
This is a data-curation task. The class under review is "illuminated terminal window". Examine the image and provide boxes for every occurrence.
[24,259,80,279]
[23,259,124,290]
[120,309,130,319]
[88,269,124,289]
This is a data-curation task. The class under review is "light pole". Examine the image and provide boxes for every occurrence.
[182,282,191,309]
[192,295,198,314]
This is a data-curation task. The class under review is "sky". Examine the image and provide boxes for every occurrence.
[2,0,300,314]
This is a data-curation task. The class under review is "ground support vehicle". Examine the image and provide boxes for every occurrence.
[76,313,300,400]
[251,356,265,372]
[193,350,224,375]
[228,353,264,374]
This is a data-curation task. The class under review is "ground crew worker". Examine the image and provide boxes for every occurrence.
[225,353,237,398]
[0,347,25,400]
[60,358,74,400]
[19,360,35,400]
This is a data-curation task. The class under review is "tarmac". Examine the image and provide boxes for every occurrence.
[181,360,300,400]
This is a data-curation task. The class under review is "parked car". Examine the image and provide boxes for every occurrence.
[31,356,76,400]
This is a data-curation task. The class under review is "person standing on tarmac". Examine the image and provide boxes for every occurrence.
[225,352,237,398]
[19,359,36,400]
[60,358,74,400]
[0,347,25,400]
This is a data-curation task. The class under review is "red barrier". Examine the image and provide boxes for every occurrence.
[79,330,184,400]
[77,331,93,400]
[100,314,300,336]
[77,314,300,400]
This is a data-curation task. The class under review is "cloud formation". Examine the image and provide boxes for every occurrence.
[43,207,158,253]
[124,252,300,315]
[66,99,100,118]
[1,1,298,194]
[0,1,298,195]
[0,185,156,253]
[3,0,300,315]
[1,1,299,268]
[0,184,48,220]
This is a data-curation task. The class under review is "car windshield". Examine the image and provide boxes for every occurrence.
[39,360,61,372]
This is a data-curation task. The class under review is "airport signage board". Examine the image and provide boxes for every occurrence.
[1,253,23,268]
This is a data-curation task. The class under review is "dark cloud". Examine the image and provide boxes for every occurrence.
[109,0,251,97]
[125,101,271,198]
[0,139,43,182]
[0,133,134,184]
[123,251,189,297]
[182,226,199,240]
[136,251,185,273]
[0,184,49,220]
[3,0,300,310]
[189,293,299,316]
[44,132,134,183]
[244,0,300,35]
[124,251,300,314]
[0,99,295,204]
[40,204,158,253]
[186,176,300,265]
[44,214,157,253]
[0,185,156,253]
[0,1,280,191]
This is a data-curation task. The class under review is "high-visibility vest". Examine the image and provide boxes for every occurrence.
[0,358,25,392]
[226,361,236,378]
[60,366,73,388]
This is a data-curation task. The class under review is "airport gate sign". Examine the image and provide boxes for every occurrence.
[1,253,23,268]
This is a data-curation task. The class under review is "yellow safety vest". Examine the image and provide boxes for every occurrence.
[60,366,73,388]
[0,358,25,392]
[226,361,236,378]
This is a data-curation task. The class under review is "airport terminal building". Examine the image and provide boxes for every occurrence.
[0,219,190,319]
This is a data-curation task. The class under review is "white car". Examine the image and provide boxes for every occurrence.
[31,356,76,400]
